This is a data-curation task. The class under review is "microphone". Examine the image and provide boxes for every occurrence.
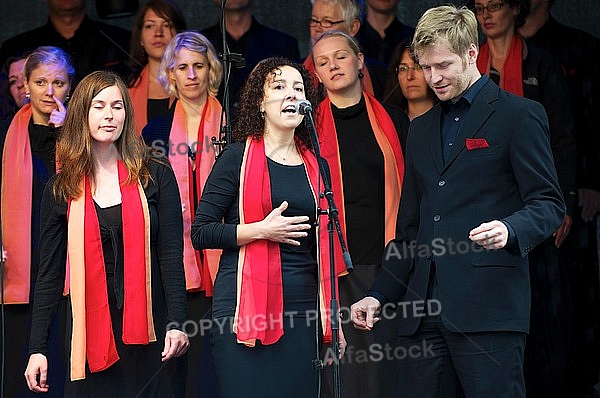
[296,100,313,115]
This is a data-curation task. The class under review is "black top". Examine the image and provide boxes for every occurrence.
[191,142,318,318]
[526,17,600,192]
[29,158,187,355]
[356,17,415,66]
[0,16,131,84]
[331,97,384,265]
[146,98,171,125]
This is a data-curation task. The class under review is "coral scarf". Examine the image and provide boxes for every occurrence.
[66,161,155,380]
[128,66,174,135]
[316,93,404,247]
[1,104,36,304]
[169,97,222,295]
[303,56,374,97]
[234,138,348,346]
[477,35,524,97]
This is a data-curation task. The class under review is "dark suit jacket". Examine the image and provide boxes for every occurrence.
[0,16,131,84]
[370,79,565,336]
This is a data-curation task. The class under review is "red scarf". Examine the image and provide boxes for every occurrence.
[303,56,375,97]
[169,97,222,295]
[316,92,404,247]
[235,138,348,346]
[477,35,524,96]
[1,104,36,304]
[128,66,174,135]
[66,161,155,380]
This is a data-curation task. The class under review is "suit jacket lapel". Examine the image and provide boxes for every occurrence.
[441,81,498,174]
[426,106,444,174]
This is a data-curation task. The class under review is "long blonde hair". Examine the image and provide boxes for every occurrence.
[53,70,151,201]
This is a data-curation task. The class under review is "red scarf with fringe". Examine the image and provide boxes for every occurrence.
[477,35,524,96]
[1,104,36,304]
[316,92,404,247]
[169,97,222,295]
[66,161,155,380]
[234,138,348,347]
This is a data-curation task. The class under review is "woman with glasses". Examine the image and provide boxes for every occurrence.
[383,41,437,121]
[470,1,576,397]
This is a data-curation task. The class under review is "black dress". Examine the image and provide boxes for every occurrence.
[0,121,67,398]
[29,159,187,398]
[192,142,320,398]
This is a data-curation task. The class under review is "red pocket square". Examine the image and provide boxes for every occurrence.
[466,138,489,150]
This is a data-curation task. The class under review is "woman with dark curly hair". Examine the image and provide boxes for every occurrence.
[191,57,347,398]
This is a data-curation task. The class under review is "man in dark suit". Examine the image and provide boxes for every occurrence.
[201,0,299,119]
[350,5,565,398]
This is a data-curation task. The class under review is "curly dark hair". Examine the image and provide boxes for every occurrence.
[232,57,319,150]
[467,0,530,29]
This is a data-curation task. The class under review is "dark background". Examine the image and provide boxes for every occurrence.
[0,0,598,60]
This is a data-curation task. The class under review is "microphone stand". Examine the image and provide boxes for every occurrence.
[212,0,245,157]
[302,105,353,398]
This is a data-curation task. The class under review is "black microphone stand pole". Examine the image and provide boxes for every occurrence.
[303,105,353,398]
[212,0,245,156]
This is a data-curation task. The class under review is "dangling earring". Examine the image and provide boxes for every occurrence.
[358,70,364,79]
[65,94,71,103]
[260,110,265,119]
[25,92,30,99]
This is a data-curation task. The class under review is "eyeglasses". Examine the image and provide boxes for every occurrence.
[473,2,506,15]
[396,64,422,75]
[309,18,345,28]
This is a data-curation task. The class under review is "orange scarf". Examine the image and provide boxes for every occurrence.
[303,56,374,97]
[477,35,524,97]
[316,93,404,247]
[169,97,222,295]
[235,138,348,346]
[128,66,174,135]
[66,161,154,381]
[1,104,35,304]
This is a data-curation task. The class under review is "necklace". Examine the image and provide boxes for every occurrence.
[265,140,295,165]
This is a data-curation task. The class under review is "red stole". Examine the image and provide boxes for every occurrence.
[316,93,404,246]
[477,35,524,96]
[303,56,375,97]
[169,97,222,295]
[66,161,155,380]
[1,104,35,304]
[235,138,348,346]
[128,66,174,135]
